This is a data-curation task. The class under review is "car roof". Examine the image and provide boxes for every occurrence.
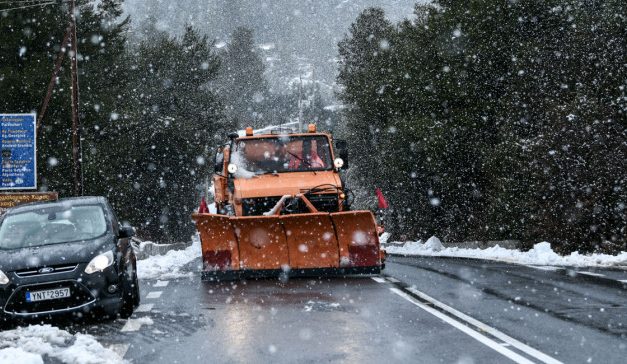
[5,196,109,215]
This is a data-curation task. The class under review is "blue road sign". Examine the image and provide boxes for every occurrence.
[0,114,37,190]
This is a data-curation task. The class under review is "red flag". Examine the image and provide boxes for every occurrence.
[375,188,389,209]
[198,197,209,213]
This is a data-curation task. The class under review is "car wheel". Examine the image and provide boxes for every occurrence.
[118,271,136,319]
[0,319,13,331]
[132,262,140,308]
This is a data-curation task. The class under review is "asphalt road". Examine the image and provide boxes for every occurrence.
[62,256,626,364]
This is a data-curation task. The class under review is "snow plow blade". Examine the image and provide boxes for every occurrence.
[192,209,382,281]
[193,214,240,273]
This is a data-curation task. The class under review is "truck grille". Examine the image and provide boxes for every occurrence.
[306,194,339,212]
[242,194,339,216]
[242,196,282,216]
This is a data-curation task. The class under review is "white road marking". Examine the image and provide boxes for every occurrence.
[390,288,536,364]
[121,317,154,332]
[154,280,169,287]
[371,277,386,283]
[135,303,154,313]
[121,319,144,332]
[146,291,162,299]
[525,265,560,271]
[404,287,563,364]
[108,343,130,358]
[577,271,605,277]
[386,277,400,283]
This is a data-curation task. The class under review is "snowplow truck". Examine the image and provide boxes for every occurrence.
[192,124,384,280]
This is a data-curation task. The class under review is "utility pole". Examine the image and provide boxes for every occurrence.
[69,0,83,196]
[298,76,303,132]
[10,0,83,195]
[38,28,70,132]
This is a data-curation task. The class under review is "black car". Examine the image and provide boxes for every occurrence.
[0,196,139,326]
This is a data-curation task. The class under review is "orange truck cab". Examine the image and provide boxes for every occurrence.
[192,124,384,280]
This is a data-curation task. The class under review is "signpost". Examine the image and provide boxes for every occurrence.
[0,192,58,215]
[0,113,37,190]
[0,114,58,214]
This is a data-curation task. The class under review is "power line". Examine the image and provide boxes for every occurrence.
[0,0,54,6]
[0,0,51,4]
[0,1,56,12]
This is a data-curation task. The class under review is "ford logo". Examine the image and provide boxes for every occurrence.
[38,267,55,274]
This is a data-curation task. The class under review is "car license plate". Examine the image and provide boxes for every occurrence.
[25,288,71,302]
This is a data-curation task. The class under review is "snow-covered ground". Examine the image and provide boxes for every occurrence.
[137,235,201,280]
[384,236,627,268]
[0,325,125,364]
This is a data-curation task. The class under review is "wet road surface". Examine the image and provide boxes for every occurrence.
[385,256,627,363]
[59,256,627,363]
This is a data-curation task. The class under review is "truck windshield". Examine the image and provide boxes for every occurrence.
[231,135,333,177]
[0,205,108,250]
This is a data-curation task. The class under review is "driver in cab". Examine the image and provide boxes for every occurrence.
[285,140,325,170]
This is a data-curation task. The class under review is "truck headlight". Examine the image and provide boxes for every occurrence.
[333,158,344,169]
[85,251,114,274]
[0,270,9,285]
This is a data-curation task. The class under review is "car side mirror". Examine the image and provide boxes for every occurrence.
[214,149,224,174]
[335,140,349,169]
[119,226,135,239]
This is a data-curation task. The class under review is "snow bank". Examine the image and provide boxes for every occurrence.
[423,236,444,251]
[0,347,42,364]
[0,325,124,364]
[385,237,627,268]
[378,232,391,245]
[137,235,200,280]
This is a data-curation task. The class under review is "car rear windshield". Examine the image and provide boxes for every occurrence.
[0,204,108,250]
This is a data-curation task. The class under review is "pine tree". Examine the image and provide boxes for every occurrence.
[338,1,626,251]
[215,27,267,128]
[0,0,132,196]
[118,25,225,242]
[337,7,397,211]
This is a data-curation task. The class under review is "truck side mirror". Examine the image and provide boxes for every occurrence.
[214,149,224,174]
[335,140,349,169]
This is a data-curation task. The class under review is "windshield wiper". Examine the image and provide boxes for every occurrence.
[286,151,312,167]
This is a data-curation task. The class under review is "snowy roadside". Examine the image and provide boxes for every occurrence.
[0,325,125,364]
[384,236,627,268]
[136,235,201,280]
[0,237,200,364]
